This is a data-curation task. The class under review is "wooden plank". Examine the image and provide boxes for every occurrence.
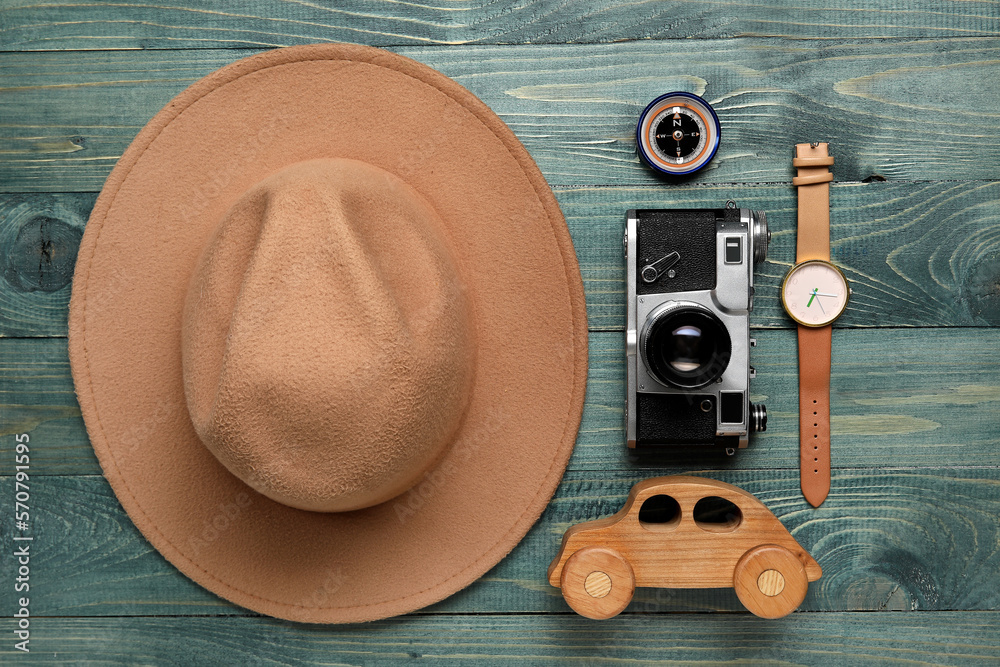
[3,39,1000,191]
[1,468,998,616]
[0,336,94,473]
[4,181,999,337]
[2,0,999,50]
[564,180,1000,331]
[4,328,1000,476]
[3,613,1000,665]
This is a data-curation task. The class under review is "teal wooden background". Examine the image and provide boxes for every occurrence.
[1,1,999,664]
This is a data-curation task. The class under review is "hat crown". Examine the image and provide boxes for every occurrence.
[181,158,475,512]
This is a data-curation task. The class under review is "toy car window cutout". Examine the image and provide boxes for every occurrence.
[693,496,742,532]
[637,494,681,531]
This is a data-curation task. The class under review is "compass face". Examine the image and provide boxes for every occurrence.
[637,92,721,176]
[781,260,850,327]
[652,107,705,162]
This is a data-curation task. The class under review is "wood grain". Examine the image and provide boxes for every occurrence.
[732,544,811,618]
[2,468,998,616]
[558,546,636,619]
[3,0,1000,49]
[3,39,1000,190]
[1,613,998,665]
[4,181,999,336]
[0,193,93,337]
[5,328,1000,475]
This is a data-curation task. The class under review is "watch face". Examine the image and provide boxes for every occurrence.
[781,260,850,327]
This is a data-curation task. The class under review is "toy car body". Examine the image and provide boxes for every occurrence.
[548,475,822,619]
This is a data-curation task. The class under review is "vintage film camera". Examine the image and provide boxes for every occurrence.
[624,204,769,453]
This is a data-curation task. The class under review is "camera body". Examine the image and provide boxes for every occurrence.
[624,206,768,452]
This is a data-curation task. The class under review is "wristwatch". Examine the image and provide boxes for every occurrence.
[780,143,850,508]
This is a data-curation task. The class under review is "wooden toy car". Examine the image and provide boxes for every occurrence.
[548,475,822,619]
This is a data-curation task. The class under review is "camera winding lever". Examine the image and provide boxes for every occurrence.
[641,251,680,283]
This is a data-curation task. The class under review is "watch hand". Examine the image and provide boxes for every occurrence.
[815,297,825,314]
[814,291,838,298]
[806,289,817,308]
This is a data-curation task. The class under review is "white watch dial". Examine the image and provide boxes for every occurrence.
[781,259,850,327]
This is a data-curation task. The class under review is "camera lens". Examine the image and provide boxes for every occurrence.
[641,304,732,389]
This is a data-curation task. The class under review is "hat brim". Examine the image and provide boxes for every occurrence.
[68,43,587,623]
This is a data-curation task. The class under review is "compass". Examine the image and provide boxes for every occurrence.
[636,92,721,176]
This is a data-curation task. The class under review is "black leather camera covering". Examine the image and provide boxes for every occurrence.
[635,209,726,294]
[636,393,716,445]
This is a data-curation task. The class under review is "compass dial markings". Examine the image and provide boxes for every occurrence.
[637,92,720,175]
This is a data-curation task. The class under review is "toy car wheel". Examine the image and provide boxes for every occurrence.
[560,546,635,619]
[733,544,809,619]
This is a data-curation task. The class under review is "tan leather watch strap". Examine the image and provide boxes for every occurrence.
[794,143,833,262]
[798,325,832,507]
[794,142,833,507]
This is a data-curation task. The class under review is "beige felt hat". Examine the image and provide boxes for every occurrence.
[68,43,588,623]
